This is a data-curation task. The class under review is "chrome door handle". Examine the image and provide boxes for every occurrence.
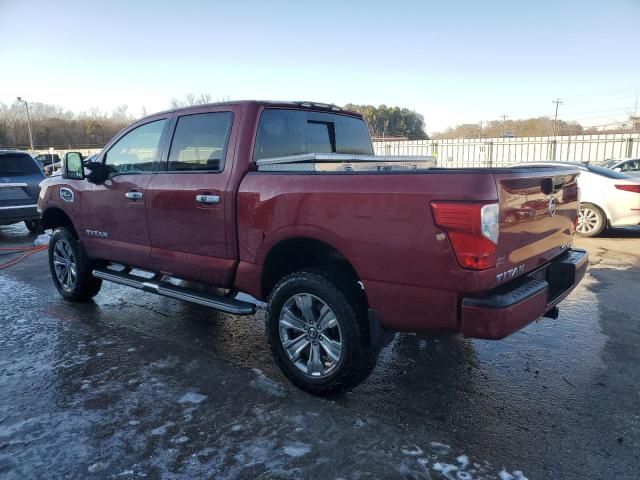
[196,194,220,204]
[125,191,143,200]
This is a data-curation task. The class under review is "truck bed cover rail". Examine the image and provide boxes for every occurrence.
[256,153,436,173]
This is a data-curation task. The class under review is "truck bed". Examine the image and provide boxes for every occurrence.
[236,165,580,332]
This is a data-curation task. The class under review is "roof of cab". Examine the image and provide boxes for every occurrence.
[146,100,363,120]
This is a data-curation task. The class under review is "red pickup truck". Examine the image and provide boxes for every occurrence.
[38,101,587,395]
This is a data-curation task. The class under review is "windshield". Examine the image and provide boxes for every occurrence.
[595,159,617,168]
[586,164,630,179]
[0,152,41,175]
[253,109,373,161]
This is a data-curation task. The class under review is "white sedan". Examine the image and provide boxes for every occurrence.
[596,158,640,177]
[512,162,640,237]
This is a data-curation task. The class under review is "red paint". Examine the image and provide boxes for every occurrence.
[39,100,587,338]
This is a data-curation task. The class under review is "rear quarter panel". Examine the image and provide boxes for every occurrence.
[236,171,506,331]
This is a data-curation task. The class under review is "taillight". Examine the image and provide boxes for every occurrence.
[615,184,640,193]
[431,202,500,270]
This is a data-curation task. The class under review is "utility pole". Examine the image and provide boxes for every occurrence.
[500,114,508,137]
[552,98,563,137]
[16,97,34,152]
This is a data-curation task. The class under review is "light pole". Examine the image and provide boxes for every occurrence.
[16,96,34,152]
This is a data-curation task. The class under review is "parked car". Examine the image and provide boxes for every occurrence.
[38,101,587,395]
[513,161,640,237]
[0,150,46,233]
[35,153,61,168]
[44,161,61,176]
[596,158,640,177]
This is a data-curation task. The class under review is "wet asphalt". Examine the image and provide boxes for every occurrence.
[0,223,639,480]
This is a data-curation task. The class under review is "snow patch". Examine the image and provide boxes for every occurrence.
[251,370,287,397]
[283,443,311,458]
[457,454,469,468]
[429,441,451,451]
[499,470,514,480]
[34,233,50,246]
[87,462,106,473]
[401,444,423,456]
[433,462,458,478]
[150,421,175,436]
[178,392,207,404]
[499,470,528,480]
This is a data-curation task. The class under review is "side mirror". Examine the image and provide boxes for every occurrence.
[85,162,110,184]
[612,167,622,172]
[63,152,84,180]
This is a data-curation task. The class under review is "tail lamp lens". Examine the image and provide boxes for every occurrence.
[615,184,640,193]
[431,202,500,270]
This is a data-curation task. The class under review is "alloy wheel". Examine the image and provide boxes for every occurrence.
[279,293,343,377]
[52,239,77,291]
[577,207,600,234]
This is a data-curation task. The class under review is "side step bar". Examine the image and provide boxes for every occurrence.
[92,267,256,315]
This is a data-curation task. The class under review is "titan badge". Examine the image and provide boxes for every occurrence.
[496,264,525,283]
[85,230,108,238]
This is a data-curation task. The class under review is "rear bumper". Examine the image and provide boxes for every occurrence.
[0,204,40,225]
[460,248,588,339]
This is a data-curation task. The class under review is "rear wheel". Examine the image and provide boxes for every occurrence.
[577,203,605,237]
[49,228,102,301]
[266,270,377,396]
[24,219,44,234]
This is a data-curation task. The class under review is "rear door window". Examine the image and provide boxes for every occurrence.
[167,112,234,172]
[0,153,41,175]
[253,109,373,161]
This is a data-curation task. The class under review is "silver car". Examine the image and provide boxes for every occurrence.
[512,162,640,237]
[596,158,640,177]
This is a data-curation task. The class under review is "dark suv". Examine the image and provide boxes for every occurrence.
[0,150,46,233]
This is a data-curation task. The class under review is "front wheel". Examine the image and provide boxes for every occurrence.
[49,228,102,301]
[577,203,606,237]
[266,270,377,396]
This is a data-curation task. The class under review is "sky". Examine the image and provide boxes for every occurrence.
[1,0,639,133]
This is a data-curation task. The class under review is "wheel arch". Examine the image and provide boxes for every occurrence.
[42,207,79,238]
[260,236,366,304]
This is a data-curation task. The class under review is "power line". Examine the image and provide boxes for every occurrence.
[560,86,640,101]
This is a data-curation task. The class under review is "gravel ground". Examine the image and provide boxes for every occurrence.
[1,223,638,479]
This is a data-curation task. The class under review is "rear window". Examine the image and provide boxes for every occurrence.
[0,153,41,175]
[586,164,630,179]
[253,109,373,161]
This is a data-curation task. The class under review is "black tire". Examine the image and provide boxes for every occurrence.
[577,203,606,237]
[266,269,377,396]
[48,227,102,301]
[24,219,44,234]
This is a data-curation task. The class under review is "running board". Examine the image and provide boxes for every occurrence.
[92,267,255,315]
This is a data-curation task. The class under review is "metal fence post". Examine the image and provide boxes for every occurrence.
[548,139,557,161]
[626,137,634,158]
[486,141,493,167]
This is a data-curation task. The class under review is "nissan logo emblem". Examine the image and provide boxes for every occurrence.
[548,196,557,217]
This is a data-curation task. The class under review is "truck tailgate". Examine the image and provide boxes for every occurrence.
[493,168,579,280]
